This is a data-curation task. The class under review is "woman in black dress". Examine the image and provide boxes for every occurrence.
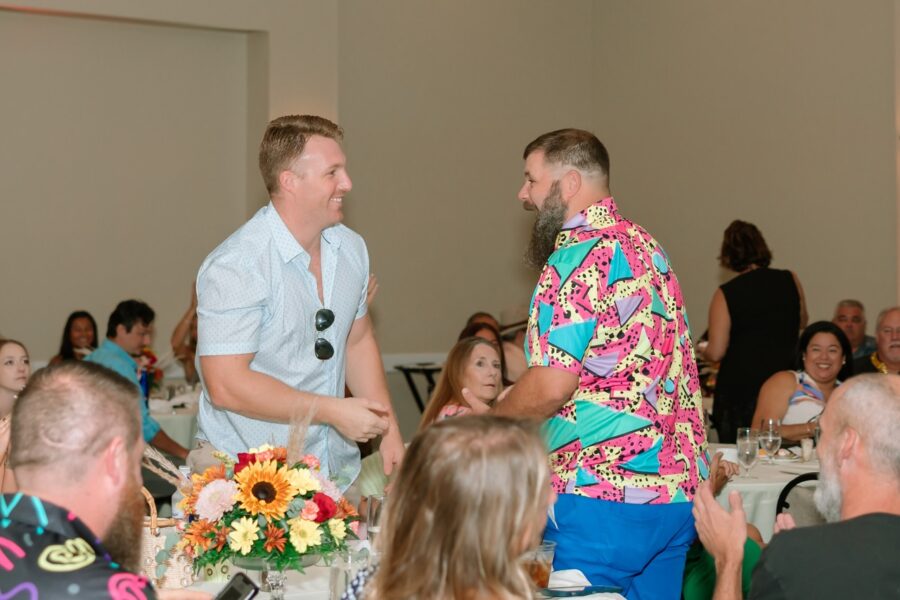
[702,221,807,442]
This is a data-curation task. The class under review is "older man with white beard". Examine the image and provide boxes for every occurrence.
[693,374,900,599]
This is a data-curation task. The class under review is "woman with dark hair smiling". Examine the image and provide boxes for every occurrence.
[49,310,98,365]
[752,321,853,443]
[702,220,808,442]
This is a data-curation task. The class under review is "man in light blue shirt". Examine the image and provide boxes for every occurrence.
[193,115,404,488]
[86,299,189,459]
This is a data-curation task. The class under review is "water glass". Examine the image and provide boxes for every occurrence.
[329,548,367,600]
[759,418,782,464]
[736,431,759,478]
[365,494,385,548]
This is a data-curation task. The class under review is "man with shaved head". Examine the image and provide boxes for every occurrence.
[694,374,900,598]
[0,361,156,597]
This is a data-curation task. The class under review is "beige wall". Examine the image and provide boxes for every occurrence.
[1,0,897,370]
[0,1,338,361]
[339,0,898,352]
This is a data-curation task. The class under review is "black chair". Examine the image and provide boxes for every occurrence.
[776,472,825,528]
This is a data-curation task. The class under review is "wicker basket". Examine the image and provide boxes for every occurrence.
[140,487,195,589]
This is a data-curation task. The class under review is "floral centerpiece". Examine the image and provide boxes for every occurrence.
[176,444,358,573]
[138,346,164,393]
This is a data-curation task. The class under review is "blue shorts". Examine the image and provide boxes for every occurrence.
[543,494,696,600]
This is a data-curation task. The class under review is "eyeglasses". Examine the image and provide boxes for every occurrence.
[315,308,335,360]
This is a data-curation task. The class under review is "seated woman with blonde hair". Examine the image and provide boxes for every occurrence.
[752,321,853,443]
[0,339,31,491]
[343,415,554,599]
[418,337,503,430]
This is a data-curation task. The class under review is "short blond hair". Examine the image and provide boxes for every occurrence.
[258,115,343,195]
[370,416,549,599]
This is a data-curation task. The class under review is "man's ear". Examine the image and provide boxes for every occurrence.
[278,169,298,193]
[837,427,858,467]
[562,169,582,200]
[115,323,127,339]
[102,436,129,490]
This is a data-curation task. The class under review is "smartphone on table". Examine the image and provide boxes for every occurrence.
[214,572,259,600]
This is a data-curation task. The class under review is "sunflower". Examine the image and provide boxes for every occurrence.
[234,459,299,520]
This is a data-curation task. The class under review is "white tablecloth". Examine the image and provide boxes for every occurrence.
[151,405,199,449]
[191,564,330,599]
[189,564,625,599]
[710,443,819,542]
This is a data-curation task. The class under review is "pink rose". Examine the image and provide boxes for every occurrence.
[300,500,319,521]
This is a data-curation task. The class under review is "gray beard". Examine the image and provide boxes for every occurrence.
[813,449,843,523]
[524,182,566,270]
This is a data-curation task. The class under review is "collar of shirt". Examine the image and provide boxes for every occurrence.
[2,492,113,561]
[264,202,343,268]
[555,196,619,249]
[97,339,137,370]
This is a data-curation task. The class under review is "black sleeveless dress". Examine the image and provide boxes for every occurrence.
[713,268,800,442]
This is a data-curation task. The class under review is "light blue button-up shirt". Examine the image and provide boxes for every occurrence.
[86,339,161,443]
[196,203,369,488]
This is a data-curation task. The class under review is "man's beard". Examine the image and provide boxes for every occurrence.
[103,470,146,573]
[814,444,843,523]
[524,181,567,270]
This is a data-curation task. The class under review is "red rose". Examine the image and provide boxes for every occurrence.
[234,452,255,474]
[311,492,337,523]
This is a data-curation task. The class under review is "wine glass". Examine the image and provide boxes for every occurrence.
[759,418,782,464]
[736,429,759,478]
[365,494,385,548]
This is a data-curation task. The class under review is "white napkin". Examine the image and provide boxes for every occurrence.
[548,570,626,599]
[148,398,172,412]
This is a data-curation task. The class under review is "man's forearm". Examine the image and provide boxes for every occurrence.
[345,331,398,426]
[201,355,337,425]
[492,367,576,420]
[711,557,743,600]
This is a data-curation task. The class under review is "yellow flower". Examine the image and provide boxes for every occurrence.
[228,517,260,555]
[249,443,275,453]
[284,466,320,495]
[234,460,299,520]
[328,519,347,541]
[288,517,322,553]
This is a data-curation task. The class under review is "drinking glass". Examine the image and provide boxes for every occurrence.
[329,548,367,600]
[736,436,759,478]
[759,418,782,464]
[365,494,385,548]
[522,541,556,588]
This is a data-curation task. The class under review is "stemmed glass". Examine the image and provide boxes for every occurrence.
[736,427,759,478]
[759,418,782,464]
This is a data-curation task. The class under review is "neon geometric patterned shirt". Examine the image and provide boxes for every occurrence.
[526,197,708,504]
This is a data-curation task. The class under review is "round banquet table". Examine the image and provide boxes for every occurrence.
[188,563,626,598]
[709,443,819,542]
[151,404,199,450]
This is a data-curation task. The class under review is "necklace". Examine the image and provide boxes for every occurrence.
[870,353,896,374]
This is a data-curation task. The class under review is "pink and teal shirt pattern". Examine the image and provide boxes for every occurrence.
[526,197,708,504]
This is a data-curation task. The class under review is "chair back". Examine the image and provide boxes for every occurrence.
[776,472,826,528]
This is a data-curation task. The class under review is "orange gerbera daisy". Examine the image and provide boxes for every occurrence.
[234,459,298,520]
[336,497,358,519]
[213,525,229,552]
[184,519,217,551]
[263,524,287,553]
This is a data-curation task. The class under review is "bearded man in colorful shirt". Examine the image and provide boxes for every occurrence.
[494,128,708,599]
